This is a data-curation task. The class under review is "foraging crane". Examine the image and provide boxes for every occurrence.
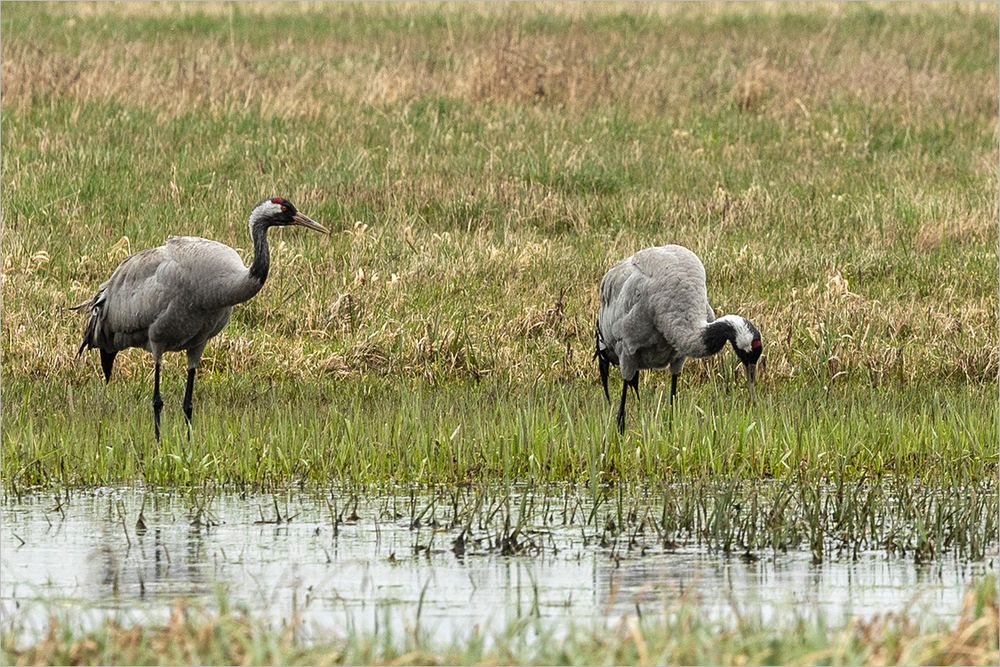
[594,244,762,433]
[73,197,328,440]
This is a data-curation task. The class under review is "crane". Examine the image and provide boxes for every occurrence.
[594,244,762,433]
[73,197,328,440]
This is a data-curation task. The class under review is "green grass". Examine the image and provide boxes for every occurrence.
[3,576,998,665]
[5,379,996,488]
[2,2,997,490]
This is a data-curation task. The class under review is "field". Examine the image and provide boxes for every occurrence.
[1,2,998,665]
[3,1,997,488]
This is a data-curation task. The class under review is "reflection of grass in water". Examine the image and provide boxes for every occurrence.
[2,576,997,665]
[56,482,999,567]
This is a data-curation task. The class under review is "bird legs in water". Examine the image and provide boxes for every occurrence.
[616,372,640,434]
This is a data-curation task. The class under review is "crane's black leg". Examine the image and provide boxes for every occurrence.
[100,349,117,384]
[666,373,681,432]
[616,380,627,434]
[598,357,611,404]
[182,367,196,438]
[152,361,163,442]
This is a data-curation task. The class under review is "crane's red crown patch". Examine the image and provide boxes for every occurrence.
[751,339,762,350]
[271,197,285,204]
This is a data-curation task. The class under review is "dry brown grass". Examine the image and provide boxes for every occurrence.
[2,2,996,390]
[3,3,995,121]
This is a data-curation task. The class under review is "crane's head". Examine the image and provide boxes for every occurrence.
[728,316,762,398]
[249,197,329,234]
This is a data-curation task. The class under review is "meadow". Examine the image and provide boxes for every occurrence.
[1,2,998,664]
[3,1,996,489]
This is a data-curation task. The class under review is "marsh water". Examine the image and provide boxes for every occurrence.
[1,488,995,643]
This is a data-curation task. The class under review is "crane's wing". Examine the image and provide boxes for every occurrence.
[595,258,638,398]
[162,236,251,309]
[597,256,662,363]
[77,246,172,354]
[596,257,634,363]
[598,245,713,371]
[632,246,710,346]
[77,237,246,353]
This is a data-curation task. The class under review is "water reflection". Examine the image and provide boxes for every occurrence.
[1,488,996,643]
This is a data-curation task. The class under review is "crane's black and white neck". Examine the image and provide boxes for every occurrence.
[246,197,327,286]
[246,199,282,285]
[701,315,761,358]
[700,313,762,395]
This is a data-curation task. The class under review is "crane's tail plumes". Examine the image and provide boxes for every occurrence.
[73,290,117,383]
[74,294,100,357]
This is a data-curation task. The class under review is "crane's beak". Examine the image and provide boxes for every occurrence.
[292,211,329,234]
[744,362,757,400]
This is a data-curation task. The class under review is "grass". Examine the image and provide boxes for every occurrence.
[2,2,998,489]
[5,381,997,491]
[2,575,998,665]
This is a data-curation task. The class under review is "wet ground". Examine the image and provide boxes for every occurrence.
[2,488,996,643]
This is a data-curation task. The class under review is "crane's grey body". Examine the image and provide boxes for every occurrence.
[80,237,255,362]
[75,198,328,440]
[598,245,714,381]
[595,244,761,433]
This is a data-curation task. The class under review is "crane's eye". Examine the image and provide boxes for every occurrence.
[280,205,288,213]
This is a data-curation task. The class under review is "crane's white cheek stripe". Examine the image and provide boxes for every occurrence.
[248,201,284,232]
[735,328,753,352]
[717,315,753,352]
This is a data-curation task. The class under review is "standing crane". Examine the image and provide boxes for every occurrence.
[594,244,762,434]
[73,197,328,440]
